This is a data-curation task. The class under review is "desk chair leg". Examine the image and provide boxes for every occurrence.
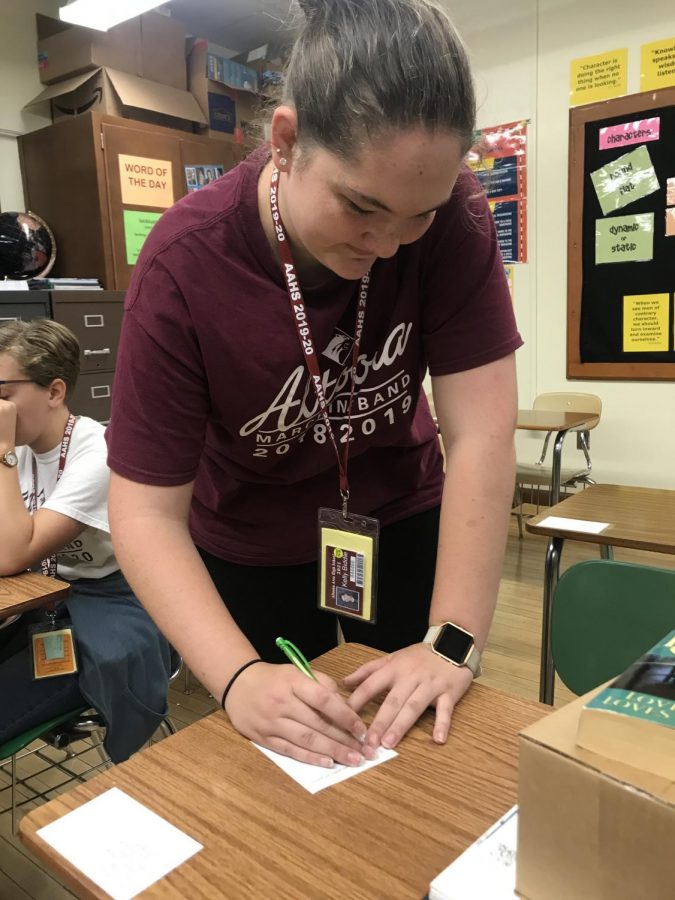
[183,666,193,695]
[11,754,17,835]
[539,535,564,705]
[600,544,614,560]
[550,431,565,507]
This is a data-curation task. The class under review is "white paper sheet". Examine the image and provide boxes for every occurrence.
[533,515,609,534]
[0,280,29,291]
[254,743,397,793]
[429,805,518,900]
[36,787,202,900]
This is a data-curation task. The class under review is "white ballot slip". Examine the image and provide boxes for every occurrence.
[254,742,397,793]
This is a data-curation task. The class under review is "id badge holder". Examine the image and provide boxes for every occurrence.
[29,610,78,679]
[318,507,379,624]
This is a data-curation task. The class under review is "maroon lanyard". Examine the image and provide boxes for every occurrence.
[30,413,78,578]
[270,166,370,516]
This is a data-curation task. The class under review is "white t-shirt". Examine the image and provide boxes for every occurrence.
[17,416,118,581]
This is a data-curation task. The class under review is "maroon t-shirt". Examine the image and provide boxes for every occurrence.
[105,148,522,565]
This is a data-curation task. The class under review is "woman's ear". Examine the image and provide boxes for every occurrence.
[270,105,299,172]
[47,378,68,407]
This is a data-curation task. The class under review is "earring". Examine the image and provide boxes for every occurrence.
[279,157,288,168]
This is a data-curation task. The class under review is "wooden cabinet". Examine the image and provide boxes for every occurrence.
[51,291,124,422]
[19,111,239,291]
[0,292,51,323]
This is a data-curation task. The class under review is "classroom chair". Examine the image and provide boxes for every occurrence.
[551,559,675,696]
[514,391,602,538]
[0,656,181,833]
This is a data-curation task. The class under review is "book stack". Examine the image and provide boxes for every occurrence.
[27,277,102,291]
[576,629,675,779]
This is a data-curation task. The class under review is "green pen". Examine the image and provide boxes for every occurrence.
[276,636,318,681]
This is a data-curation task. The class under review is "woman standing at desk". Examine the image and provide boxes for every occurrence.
[107,0,521,767]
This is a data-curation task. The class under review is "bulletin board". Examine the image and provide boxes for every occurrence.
[567,86,675,380]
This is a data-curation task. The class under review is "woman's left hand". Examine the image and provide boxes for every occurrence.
[343,643,474,750]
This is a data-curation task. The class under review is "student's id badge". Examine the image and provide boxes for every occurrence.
[30,622,78,679]
[318,507,379,623]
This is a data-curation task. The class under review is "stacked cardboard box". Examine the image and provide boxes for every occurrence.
[27,13,205,132]
[517,686,675,899]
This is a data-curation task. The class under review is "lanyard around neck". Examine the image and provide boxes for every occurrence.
[30,413,78,578]
[269,166,370,516]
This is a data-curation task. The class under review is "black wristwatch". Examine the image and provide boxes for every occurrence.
[423,622,482,677]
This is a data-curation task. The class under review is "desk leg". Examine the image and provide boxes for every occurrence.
[600,544,614,560]
[550,430,566,507]
[540,535,564,705]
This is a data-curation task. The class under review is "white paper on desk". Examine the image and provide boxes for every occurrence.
[429,805,518,900]
[254,743,397,793]
[533,515,609,534]
[36,787,202,900]
[0,280,29,291]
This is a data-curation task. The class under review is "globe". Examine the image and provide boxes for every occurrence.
[0,211,56,280]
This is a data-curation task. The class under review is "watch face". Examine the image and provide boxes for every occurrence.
[2,451,18,467]
[435,624,474,664]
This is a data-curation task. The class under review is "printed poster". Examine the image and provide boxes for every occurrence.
[118,155,173,209]
[640,37,675,91]
[570,49,627,106]
[123,210,163,265]
[623,294,669,352]
[468,120,527,263]
[667,177,675,207]
[590,145,659,215]
[667,208,675,238]
[184,165,225,192]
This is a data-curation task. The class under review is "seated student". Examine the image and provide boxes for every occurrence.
[0,319,173,763]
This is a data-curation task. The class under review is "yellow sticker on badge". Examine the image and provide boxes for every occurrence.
[320,527,374,622]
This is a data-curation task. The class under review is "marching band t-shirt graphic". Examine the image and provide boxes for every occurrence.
[106,146,522,565]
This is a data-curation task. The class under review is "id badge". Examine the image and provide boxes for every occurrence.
[30,621,78,679]
[318,507,379,623]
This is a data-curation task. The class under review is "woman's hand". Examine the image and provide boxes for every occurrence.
[343,644,474,750]
[0,399,17,450]
[224,662,374,768]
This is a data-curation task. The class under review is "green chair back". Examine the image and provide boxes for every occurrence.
[552,559,675,696]
[0,707,87,762]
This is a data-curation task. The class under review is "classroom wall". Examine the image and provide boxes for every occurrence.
[0,0,59,212]
[449,0,675,489]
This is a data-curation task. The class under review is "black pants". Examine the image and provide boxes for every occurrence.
[199,506,440,665]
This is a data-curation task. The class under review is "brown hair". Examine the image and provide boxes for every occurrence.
[285,0,476,158]
[0,319,80,396]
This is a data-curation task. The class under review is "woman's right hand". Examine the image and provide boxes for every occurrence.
[224,662,374,767]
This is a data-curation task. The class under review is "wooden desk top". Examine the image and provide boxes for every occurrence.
[20,643,547,900]
[517,409,599,432]
[526,483,675,554]
[0,571,70,619]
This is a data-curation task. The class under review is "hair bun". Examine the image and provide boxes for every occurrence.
[297,0,323,21]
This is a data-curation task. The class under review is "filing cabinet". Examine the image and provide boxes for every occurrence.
[51,291,124,422]
[0,291,51,323]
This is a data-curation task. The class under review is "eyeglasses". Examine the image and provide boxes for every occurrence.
[0,380,35,387]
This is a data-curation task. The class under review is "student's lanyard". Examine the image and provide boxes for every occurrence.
[30,413,78,579]
[269,166,370,518]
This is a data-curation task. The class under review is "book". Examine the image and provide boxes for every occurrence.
[576,629,675,779]
[429,805,517,900]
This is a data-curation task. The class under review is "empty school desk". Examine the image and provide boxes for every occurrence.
[526,483,675,705]
[517,409,599,505]
[20,643,546,900]
[0,571,70,620]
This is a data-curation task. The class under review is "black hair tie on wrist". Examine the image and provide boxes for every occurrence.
[220,658,264,709]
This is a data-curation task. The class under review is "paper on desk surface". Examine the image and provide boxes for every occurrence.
[36,787,202,900]
[254,742,397,793]
[429,805,518,900]
[534,515,609,534]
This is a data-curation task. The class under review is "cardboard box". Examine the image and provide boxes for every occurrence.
[517,689,675,900]
[25,68,206,133]
[188,40,262,145]
[36,12,187,89]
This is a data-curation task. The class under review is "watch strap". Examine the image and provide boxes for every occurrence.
[423,623,482,678]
